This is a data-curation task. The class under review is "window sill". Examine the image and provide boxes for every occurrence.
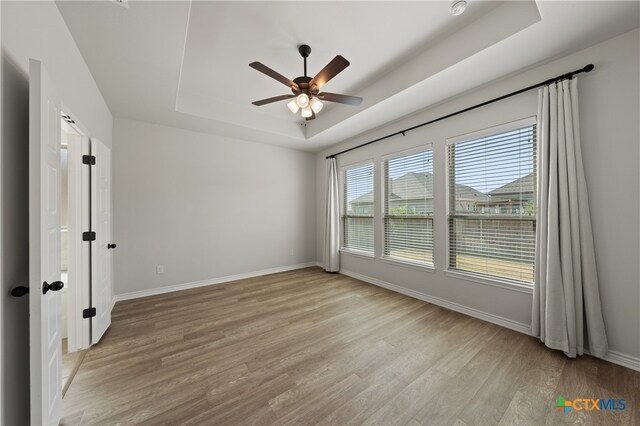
[340,249,375,260]
[379,256,435,273]
[445,269,533,294]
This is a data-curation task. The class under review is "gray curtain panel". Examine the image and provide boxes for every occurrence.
[323,158,340,272]
[532,78,608,358]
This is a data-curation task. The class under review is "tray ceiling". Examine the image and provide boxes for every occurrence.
[56,1,640,151]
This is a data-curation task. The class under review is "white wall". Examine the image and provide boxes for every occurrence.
[316,29,640,366]
[113,118,316,297]
[1,1,113,424]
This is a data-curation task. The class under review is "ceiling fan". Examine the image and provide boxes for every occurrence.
[250,44,363,120]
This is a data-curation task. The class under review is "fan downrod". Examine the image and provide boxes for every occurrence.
[299,44,311,77]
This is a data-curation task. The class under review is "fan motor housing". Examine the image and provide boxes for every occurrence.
[292,76,316,95]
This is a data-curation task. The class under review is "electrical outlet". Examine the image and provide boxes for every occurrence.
[156,265,164,274]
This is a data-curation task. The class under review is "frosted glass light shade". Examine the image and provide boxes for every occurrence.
[287,99,300,114]
[301,106,313,118]
[310,97,323,113]
[296,93,310,108]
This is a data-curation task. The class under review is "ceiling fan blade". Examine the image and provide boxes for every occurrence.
[251,94,295,106]
[305,109,316,121]
[309,55,350,91]
[318,92,363,106]
[249,62,298,89]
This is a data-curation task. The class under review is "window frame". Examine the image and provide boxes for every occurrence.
[381,144,435,270]
[340,159,376,257]
[445,116,537,288]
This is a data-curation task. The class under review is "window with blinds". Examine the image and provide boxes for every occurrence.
[447,122,536,284]
[343,163,374,253]
[384,149,434,265]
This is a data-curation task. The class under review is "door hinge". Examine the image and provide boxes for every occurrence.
[82,155,96,165]
[83,307,97,319]
[82,231,96,241]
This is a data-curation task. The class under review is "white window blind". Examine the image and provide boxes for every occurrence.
[384,150,434,265]
[448,123,536,284]
[343,163,374,253]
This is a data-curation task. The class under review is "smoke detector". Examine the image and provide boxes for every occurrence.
[450,0,468,16]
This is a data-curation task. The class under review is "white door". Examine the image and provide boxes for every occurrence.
[66,131,91,352]
[29,59,63,426]
[91,139,113,343]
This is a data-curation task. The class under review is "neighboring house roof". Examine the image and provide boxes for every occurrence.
[351,171,535,205]
[454,182,488,202]
[351,172,487,204]
[489,172,535,201]
[389,172,433,200]
[350,191,373,204]
[351,191,400,204]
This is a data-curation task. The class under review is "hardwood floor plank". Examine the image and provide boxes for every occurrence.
[360,366,452,425]
[457,329,529,425]
[62,267,640,425]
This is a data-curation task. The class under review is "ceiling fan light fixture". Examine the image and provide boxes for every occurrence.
[310,97,323,113]
[250,44,363,121]
[296,93,310,108]
[301,106,313,118]
[287,99,300,114]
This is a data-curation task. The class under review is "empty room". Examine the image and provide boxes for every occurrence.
[1,1,639,425]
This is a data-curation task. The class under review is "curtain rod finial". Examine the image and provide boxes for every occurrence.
[583,64,594,72]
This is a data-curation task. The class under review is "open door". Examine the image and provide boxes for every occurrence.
[91,139,113,343]
[29,59,63,426]
[65,128,91,352]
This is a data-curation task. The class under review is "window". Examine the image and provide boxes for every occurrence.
[343,163,374,253]
[384,149,434,265]
[447,121,536,284]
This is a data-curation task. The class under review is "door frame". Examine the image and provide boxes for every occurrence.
[0,5,6,424]
[0,4,4,423]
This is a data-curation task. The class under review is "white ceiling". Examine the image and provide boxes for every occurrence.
[56,1,640,152]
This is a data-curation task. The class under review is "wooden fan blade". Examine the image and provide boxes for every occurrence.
[252,94,295,106]
[305,109,316,121]
[309,55,350,91]
[318,92,363,106]
[249,62,298,89]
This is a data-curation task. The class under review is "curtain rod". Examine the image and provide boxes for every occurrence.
[326,64,594,159]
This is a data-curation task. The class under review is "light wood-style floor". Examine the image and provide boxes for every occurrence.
[63,267,639,425]
[61,338,87,398]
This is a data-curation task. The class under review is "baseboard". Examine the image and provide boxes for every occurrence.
[340,268,640,372]
[340,269,532,336]
[114,262,318,302]
[598,350,640,372]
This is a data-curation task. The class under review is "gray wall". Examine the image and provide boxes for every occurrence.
[1,2,112,424]
[112,118,317,297]
[316,29,640,363]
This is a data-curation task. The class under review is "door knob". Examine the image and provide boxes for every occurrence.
[107,243,117,249]
[10,286,29,297]
[42,281,64,295]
